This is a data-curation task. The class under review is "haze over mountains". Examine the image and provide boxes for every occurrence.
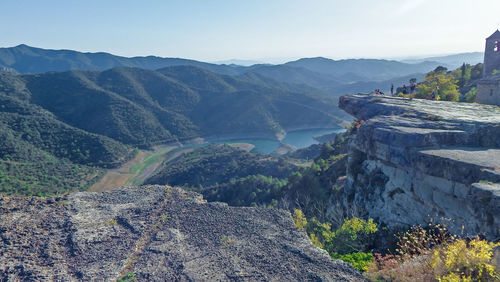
[0,44,483,93]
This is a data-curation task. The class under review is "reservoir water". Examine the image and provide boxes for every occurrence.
[217,128,345,154]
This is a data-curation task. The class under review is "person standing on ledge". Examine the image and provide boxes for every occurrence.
[390,84,394,96]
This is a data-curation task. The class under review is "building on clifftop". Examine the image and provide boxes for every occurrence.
[476,30,500,106]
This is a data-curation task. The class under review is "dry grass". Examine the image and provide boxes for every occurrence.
[365,252,436,281]
[89,150,148,192]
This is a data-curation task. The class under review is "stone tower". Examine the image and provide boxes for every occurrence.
[483,29,500,77]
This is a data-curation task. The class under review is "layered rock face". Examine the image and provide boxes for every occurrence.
[339,95,500,240]
[0,186,362,281]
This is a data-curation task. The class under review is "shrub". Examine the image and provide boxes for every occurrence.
[465,87,477,103]
[396,224,455,257]
[292,209,307,229]
[366,229,500,281]
[332,252,374,272]
[294,211,379,272]
[366,252,435,281]
[327,217,378,254]
[431,238,500,281]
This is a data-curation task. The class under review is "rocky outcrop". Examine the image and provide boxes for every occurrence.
[339,94,500,240]
[0,186,362,281]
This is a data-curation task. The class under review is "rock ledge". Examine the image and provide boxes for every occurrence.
[339,94,500,239]
[0,186,362,281]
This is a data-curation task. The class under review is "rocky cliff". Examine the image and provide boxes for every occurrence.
[339,94,500,240]
[0,186,362,281]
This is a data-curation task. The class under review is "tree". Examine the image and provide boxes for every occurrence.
[465,87,477,103]
[416,72,460,101]
[460,63,467,87]
[470,63,483,80]
[432,66,448,74]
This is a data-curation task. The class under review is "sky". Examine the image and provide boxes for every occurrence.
[1,0,499,63]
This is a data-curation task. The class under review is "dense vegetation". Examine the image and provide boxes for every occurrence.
[144,131,350,213]
[4,66,345,147]
[202,175,288,207]
[293,210,500,280]
[0,63,349,195]
[398,63,484,102]
[0,126,103,195]
[145,144,297,206]
[0,93,133,195]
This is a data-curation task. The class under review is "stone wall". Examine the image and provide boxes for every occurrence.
[477,77,500,106]
[339,95,500,240]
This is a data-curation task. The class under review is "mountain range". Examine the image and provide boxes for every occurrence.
[0,63,347,194]
[1,44,481,94]
[0,44,483,195]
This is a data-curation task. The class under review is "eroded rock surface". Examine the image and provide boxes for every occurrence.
[0,186,362,281]
[339,94,500,239]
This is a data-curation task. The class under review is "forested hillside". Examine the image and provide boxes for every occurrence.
[0,93,134,195]
[0,65,347,195]
[145,144,298,206]
[16,66,346,146]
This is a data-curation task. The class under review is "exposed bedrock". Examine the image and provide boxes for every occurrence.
[339,94,500,240]
[0,186,362,281]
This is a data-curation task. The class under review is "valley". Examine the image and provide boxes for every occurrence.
[90,128,342,192]
[2,1,499,280]
[0,43,497,281]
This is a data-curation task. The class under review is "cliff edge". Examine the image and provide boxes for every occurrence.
[339,94,500,240]
[0,186,362,281]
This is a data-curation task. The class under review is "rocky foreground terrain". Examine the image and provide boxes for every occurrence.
[339,94,500,239]
[0,186,362,281]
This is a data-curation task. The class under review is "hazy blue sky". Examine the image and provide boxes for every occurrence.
[1,0,499,62]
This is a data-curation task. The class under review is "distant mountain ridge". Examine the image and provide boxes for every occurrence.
[401,52,483,69]
[284,57,439,81]
[0,44,245,75]
[0,44,457,94]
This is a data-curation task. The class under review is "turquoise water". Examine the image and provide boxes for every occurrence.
[282,128,344,149]
[216,128,344,154]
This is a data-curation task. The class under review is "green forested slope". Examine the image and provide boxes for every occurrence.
[145,144,296,187]
[144,144,298,206]
[0,94,134,194]
[19,66,345,144]
[0,65,347,195]
[0,125,102,195]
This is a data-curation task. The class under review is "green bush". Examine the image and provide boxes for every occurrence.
[292,210,379,272]
[331,252,374,272]
[465,87,477,103]
[327,217,378,254]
